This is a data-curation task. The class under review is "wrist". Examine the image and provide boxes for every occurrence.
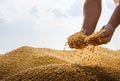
[106,24,116,30]
[81,27,95,36]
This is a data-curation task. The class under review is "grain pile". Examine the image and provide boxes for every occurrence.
[0,46,120,81]
[68,31,102,49]
[0,46,67,80]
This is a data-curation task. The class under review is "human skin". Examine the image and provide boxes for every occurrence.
[81,0,120,44]
[81,0,102,36]
[100,2,120,44]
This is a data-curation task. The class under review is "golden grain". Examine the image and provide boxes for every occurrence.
[68,31,102,49]
[0,46,120,81]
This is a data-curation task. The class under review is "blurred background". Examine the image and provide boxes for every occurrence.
[0,0,120,53]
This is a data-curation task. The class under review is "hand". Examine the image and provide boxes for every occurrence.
[100,24,116,44]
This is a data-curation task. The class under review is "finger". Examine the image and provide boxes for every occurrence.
[100,36,111,44]
[100,29,108,37]
[100,25,113,37]
[100,31,109,38]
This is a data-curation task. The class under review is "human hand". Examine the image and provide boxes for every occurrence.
[100,24,116,44]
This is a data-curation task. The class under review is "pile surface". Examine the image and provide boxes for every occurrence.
[0,46,120,81]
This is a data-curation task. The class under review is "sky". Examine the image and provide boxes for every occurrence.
[0,0,120,54]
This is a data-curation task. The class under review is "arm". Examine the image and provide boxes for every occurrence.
[108,2,120,28]
[81,0,102,35]
[100,2,120,44]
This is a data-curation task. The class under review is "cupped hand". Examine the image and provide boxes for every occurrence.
[100,24,116,44]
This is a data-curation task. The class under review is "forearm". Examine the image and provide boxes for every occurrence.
[81,0,102,35]
[108,2,120,29]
